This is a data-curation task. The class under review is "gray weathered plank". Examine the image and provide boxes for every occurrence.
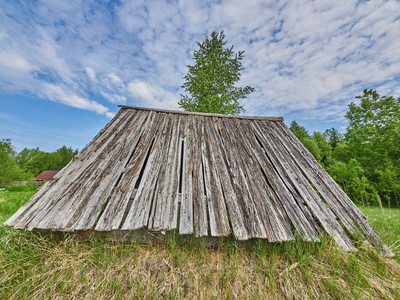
[37,110,149,230]
[95,111,161,230]
[224,118,295,242]
[179,115,195,235]
[254,120,355,250]
[12,109,137,230]
[69,111,153,230]
[147,114,177,231]
[192,117,208,237]
[231,120,294,242]
[205,117,249,240]
[223,117,318,242]
[215,118,267,239]
[121,113,172,230]
[274,121,393,255]
[200,117,230,237]
[148,114,181,231]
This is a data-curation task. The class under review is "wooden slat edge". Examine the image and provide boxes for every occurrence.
[118,105,284,121]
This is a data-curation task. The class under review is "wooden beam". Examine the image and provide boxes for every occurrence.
[118,105,284,121]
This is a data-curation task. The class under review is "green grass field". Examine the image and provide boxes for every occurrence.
[1,186,399,299]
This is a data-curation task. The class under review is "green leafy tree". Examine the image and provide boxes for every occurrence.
[345,90,400,199]
[0,139,33,181]
[302,138,322,163]
[288,90,400,206]
[345,89,400,164]
[289,121,311,142]
[327,159,378,205]
[16,147,41,167]
[23,145,78,176]
[56,146,78,168]
[332,142,350,163]
[323,128,343,150]
[179,30,255,115]
[312,132,333,167]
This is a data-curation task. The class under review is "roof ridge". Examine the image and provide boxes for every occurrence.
[118,105,284,121]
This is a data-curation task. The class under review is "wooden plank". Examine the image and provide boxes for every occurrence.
[70,111,153,230]
[36,110,150,230]
[192,117,208,237]
[12,109,138,230]
[147,114,181,231]
[147,113,177,231]
[5,109,131,228]
[205,117,249,240]
[164,115,183,231]
[223,118,295,242]
[121,113,172,230]
[274,121,393,255]
[95,111,161,230]
[241,119,321,240]
[73,109,130,159]
[179,115,195,235]
[215,118,267,239]
[253,120,355,250]
[223,118,318,242]
[200,117,230,237]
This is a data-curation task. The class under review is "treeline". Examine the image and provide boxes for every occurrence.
[0,140,77,182]
[290,89,400,206]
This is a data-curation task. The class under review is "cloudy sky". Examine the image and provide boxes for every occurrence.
[1,0,399,152]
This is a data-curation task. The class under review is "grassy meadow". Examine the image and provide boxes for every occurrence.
[1,186,399,299]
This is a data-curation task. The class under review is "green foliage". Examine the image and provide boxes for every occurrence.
[302,138,322,163]
[0,139,78,180]
[289,121,311,142]
[0,139,32,181]
[312,132,333,167]
[179,30,255,115]
[15,147,41,167]
[323,128,343,150]
[290,89,400,205]
[0,138,16,156]
[22,145,78,176]
[327,159,378,205]
[344,90,400,204]
[332,142,349,163]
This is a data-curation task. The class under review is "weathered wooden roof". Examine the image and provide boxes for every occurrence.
[5,106,392,255]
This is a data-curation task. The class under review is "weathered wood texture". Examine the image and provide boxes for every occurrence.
[4,107,393,255]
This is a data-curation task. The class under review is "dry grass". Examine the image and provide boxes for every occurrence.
[1,187,399,299]
[1,230,399,299]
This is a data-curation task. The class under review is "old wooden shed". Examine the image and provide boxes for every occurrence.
[5,106,393,255]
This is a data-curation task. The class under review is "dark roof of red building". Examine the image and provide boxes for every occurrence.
[35,170,59,181]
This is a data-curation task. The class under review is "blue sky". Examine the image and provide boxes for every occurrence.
[1,0,400,152]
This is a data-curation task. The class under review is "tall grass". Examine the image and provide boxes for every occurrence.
[1,187,399,299]
[358,204,400,261]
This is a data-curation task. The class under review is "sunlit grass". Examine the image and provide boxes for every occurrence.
[1,186,399,299]
[358,204,400,263]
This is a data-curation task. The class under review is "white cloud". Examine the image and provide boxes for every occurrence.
[100,91,127,104]
[0,51,36,73]
[86,67,96,81]
[127,80,179,109]
[0,0,400,131]
[43,83,109,115]
[105,112,116,118]
[107,73,124,86]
